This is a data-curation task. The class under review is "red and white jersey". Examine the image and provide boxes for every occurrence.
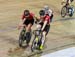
[40,15,50,24]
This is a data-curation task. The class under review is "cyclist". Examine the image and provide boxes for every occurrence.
[62,0,74,6]
[18,10,35,46]
[43,5,53,22]
[61,0,74,14]
[36,10,50,50]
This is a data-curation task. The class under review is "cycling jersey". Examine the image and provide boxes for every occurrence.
[40,15,50,24]
[22,12,34,25]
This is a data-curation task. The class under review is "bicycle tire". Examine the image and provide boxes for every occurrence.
[19,28,26,47]
[69,9,73,17]
[69,5,74,17]
[31,30,43,52]
[31,35,37,52]
[61,6,67,17]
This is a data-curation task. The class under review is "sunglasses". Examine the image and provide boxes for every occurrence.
[40,14,45,16]
[25,14,29,16]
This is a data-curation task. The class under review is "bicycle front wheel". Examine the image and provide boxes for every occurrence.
[61,6,67,17]
[19,28,26,47]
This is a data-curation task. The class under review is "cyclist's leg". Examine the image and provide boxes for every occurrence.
[40,31,46,49]
[25,19,34,45]
[40,25,50,49]
[23,19,33,32]
[26,24,32,45]
[26,23,32,32]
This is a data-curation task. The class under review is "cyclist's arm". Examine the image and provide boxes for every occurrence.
[18,14,26,28]
[33,16,40,24]
[48,9,53,16]
[20,14,26,25]
[41,21,47,31]
[31,13,40,22]
[42,15,50,31]
[34,16,39,21]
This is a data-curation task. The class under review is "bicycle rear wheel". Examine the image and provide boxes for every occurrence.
[69,5,74,17]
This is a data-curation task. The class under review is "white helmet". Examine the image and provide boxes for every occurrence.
[44,5,49,10]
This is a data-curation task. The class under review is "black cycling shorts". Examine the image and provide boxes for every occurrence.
[39,22,50,34]
[23,19,34,26]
